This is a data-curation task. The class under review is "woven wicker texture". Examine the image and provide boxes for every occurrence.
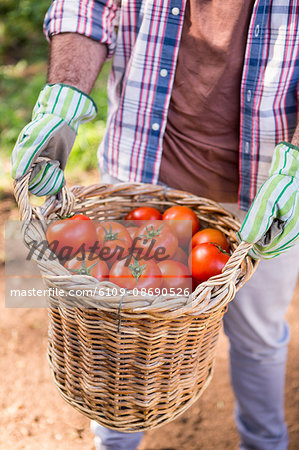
[14,167,257,432]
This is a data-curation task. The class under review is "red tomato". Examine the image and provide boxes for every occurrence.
[68,214,91,221]
[57,213,91,221]
[157,260,192,293]
[173,247,188,265]
[132,221,178,261]
[96,221,132,266]
[46,218,98,260]
[162,206,200,247]
[188,243,230,284]
[125,207,162,221]
[192,278,199,291]
[191,228,230,253]
[186,240,192,258]
[109,258,162,290]
[64,252,109,281]
[126,226,139,239]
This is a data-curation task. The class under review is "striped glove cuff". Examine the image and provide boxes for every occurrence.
[32,84,97,133]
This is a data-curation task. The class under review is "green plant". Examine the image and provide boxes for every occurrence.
[0,0,49,63]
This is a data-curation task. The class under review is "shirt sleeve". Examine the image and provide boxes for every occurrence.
[43,0,118,59]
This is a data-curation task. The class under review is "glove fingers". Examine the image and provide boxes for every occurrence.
[28,162,64,196]
[249,206,299,260]
[240,175,295,243]
[247,246,286,260]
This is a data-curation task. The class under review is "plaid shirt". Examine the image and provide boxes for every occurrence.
[44,0,299,210]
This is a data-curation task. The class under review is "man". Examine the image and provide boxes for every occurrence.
[11,1,299,449]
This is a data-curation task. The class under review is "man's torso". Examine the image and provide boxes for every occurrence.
[159,0,255,202]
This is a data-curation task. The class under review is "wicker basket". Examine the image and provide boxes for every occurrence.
[14,170,257,432]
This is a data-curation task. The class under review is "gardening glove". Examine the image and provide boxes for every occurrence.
[11,83,97,196]
[238,142,299,259]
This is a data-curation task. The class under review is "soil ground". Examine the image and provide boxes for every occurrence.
[0,192,298,450]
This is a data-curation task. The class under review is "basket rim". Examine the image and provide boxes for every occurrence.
[14,173,257,317]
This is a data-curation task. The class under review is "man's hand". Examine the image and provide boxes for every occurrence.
[11,83,97,196]
[238,142,299,259]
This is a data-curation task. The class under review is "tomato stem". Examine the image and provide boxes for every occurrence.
[101,224,126,242]
[67,253,99,276]
[57,213,75,220]
[140,224,163,240]
[210,242,230,256]
[128,257,146,282]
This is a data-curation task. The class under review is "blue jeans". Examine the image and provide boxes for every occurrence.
[223,244,298,450]
[91,172,299,450]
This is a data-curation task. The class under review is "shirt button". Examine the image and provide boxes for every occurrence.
[160,69,168,77]
[171,7,180,16]
[255,24,260,37]
[246,90,251,102]
[245,142,250,154]
[152,122,160,131]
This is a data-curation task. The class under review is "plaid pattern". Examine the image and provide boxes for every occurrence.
[44,0,299,210]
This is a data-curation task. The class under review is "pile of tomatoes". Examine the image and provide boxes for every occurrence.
[46,205,231,294]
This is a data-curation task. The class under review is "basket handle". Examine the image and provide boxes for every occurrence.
[13,158,75,224]
[200,240,255,292]
[189,240,256,316]
[222,240,254,278]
